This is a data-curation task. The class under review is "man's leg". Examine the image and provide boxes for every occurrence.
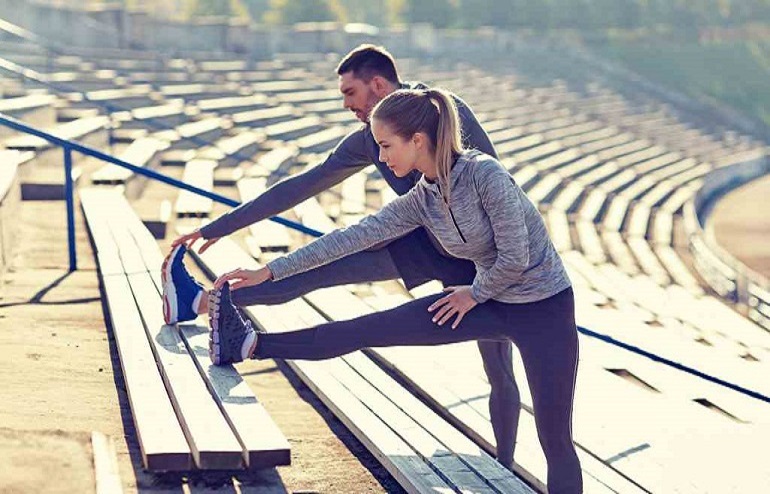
[389,228,523,469]
[477,340,520,470]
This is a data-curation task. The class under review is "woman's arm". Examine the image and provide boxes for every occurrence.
[265,190,423,281]
[470,160,530,303]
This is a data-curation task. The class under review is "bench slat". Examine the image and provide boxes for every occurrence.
[128,272,245,470]
[178,324,292,468]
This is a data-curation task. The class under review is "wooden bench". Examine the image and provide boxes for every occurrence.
[748,284,770,331]
[80,188,289,471]
[577,133,634,156]
[294,126,349,155]
[91,137,166,198]
[274,89,341,105]
[120,103,187,131]
[262,116,326,142]
[0,94,57,138]
[560,127,619,149]
[236,178,292,258]
[190,235,534,493]
[196,130,265,168]
[246,145,299,178]
[196,95,270,116]
[231,105,298,128]
[0,150,33,270]
[70,86,155,111]
[174,160,216,217]
[4,115,108,200]
[250,80,325,95]
[158,83,240,102]
[155,117,226,150]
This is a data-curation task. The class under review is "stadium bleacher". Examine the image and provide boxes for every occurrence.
[2,16,770,493]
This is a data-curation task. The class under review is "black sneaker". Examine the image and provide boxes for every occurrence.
[208,282,256,365]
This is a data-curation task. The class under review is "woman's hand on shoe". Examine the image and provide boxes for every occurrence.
[171,229,220,254]
[427,285,478,329]
[214,266,273,290]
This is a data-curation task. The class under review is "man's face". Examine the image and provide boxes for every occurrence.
[338,71,382,123]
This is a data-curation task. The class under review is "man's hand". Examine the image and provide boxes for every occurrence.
[427,285,479,329]
[214,266,273,291]
[171,229,220,254]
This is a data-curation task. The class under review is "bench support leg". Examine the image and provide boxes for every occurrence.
[65,147,77,271]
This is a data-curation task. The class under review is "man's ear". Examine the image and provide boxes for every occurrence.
[371,76,391,98]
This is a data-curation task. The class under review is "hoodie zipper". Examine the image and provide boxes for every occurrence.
[447,205,467,243]
[436,181,467,244]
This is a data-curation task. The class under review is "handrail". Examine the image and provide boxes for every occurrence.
[0,55,260,162]
[0,111,325,272]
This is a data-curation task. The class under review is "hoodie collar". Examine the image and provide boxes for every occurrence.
[419,150,481,193]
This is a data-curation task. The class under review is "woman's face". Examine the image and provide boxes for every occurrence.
[371,119,420,178]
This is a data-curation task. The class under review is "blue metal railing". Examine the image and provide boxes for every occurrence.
[0,111,325,272]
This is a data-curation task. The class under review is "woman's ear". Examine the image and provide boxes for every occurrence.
[412,132,426,150]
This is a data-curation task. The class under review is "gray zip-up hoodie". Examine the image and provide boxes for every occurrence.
[268,150,571,304]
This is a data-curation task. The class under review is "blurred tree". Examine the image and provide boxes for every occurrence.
[403,0,457,28]
[263,0,336,24]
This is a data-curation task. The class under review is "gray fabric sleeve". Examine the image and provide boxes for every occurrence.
[200,127,371,239]
[470,161,530,303]
[267,191,423,281]
[455,95,498,160]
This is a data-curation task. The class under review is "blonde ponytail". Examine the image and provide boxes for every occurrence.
[426,89,462,205]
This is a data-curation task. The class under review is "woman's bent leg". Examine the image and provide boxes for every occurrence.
[254,294,507,361]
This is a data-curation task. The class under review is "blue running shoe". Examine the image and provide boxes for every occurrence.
[162,244,204,325]
[208,282,256,365]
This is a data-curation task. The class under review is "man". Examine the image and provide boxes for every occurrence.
[165,44,520,470]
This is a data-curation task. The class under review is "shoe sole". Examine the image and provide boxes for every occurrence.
[208,288,222,365]
[161,245,183,325]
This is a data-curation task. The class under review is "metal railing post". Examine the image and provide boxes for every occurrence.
[64,146,77,271]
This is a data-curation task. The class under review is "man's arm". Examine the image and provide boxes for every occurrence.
[200,127,372,239]
[454,95,499,160]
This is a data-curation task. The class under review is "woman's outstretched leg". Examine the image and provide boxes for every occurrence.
[252,293,509,361]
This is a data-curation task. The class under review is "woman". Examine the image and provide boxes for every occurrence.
[186,88,582,492]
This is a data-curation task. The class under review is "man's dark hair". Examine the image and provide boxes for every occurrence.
[336,44,400,84]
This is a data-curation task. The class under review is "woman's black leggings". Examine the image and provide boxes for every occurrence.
[254,287,582,494]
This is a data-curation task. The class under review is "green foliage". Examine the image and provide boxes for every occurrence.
[596,40,770,125]
[263,0,335,24]
[171,0,770,29]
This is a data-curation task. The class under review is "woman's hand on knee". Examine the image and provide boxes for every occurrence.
[427,285,478,329]
[214,266,273,290]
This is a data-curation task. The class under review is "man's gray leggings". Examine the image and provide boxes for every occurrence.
[231,230,522,471]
